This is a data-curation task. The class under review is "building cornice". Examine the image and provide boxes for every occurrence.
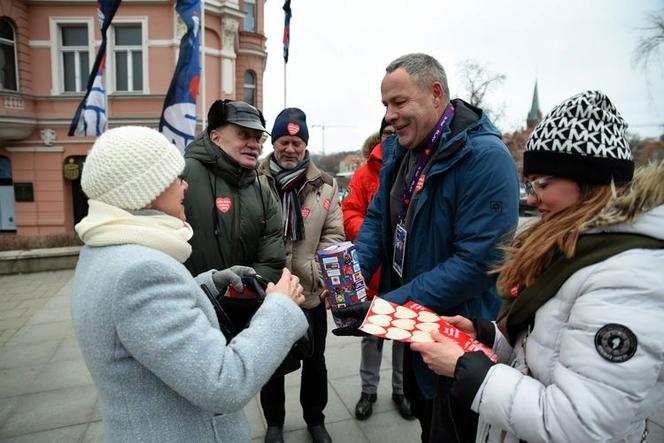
[5,146,65,153]
[237,47,267,58]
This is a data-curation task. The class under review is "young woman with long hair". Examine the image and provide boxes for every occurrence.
[411,91,664,443]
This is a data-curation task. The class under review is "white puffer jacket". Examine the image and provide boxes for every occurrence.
[473,173,664,443]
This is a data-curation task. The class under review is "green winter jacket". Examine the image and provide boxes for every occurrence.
[182,132,285,282]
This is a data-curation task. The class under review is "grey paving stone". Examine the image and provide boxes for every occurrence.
[650,406,664,427]
[356,408,421,443]
[13,299,47,311]
[26,307,71,325]
[0,385,97,438]
[49,337,83,363]
[325,341,363,379]
[0,308,28,321]
[0,329,17,346]
[89,398,102,422]
[279,380,351,433]
[0,301,20,311]
[82,421,105,443]
[646,421,664,443]
[0,339,61,369]
[0,423,87,443]
[0,318,27,332]
[244,396,266,439]
[0,365,42,398]
[6,321,71,347]
[282,419,369,443]
[0,396,19,429]
[330,368,399,417]
[29,359,94,393]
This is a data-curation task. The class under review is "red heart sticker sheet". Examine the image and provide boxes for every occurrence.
[359,297,497,362]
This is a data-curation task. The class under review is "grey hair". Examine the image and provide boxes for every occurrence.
[385,53,450,99]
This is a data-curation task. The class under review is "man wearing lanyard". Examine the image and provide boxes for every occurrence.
[342,53,520,442]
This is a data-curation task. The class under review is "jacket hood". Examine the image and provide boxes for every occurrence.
[367,143,383,171]
[584,160,664,239]
[184,131,257,187]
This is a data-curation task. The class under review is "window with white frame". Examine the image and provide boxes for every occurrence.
[243,0,256,32]
[243,70,256,106]
[59,24,89,92]
[0,19,18,91]
[113,24,143,92]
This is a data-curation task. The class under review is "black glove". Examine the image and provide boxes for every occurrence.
[331,324,369,337]
[331,301,371,320]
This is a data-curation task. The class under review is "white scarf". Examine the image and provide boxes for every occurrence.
[75,200,194,263]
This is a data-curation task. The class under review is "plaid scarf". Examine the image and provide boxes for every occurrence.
[270,151,310,241]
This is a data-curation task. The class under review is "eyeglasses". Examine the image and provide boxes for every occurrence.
[523,176,554,197]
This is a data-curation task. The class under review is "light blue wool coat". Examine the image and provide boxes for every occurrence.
[72,244,308,442]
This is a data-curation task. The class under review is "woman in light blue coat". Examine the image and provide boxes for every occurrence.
[71,126,308,442]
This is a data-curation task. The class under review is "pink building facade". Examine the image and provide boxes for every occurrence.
[0,0,266,235]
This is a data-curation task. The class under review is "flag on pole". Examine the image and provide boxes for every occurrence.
[68,0,122,137]
[282,0,292,63]
[159,0,201,153]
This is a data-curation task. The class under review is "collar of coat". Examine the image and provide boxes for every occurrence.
[259,154,333,189]
[497,232,664,345]
[184,131,257,187]
[381,98,501,170]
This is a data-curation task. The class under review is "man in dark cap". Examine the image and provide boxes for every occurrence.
[258,107,344,443]
[182,99,285,283]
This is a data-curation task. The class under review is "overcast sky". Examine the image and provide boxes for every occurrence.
[259,0,664,156]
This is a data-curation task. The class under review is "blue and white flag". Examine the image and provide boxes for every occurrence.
[68,0,121,137]
[159,0,201,153]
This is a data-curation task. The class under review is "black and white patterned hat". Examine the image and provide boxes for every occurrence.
[524,90,634,184]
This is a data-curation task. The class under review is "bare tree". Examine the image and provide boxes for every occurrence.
[457,59,506,124]
[634,9,664,68]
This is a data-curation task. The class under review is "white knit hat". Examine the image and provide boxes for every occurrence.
[81,126,185,210]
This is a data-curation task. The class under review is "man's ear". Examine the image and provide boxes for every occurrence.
[432,81,445,108]
[209,129,221,147]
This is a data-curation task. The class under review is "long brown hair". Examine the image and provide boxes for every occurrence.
[495,183,615,297]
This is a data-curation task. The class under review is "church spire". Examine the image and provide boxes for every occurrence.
[527,81,542,129]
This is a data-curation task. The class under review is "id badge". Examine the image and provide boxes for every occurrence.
[393,223,407,278]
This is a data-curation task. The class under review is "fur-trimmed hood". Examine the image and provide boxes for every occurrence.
[584,160,664,238]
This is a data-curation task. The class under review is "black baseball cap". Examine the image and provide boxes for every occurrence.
[206,100,269,135]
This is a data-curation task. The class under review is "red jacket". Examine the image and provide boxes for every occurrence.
[342,144,382,297]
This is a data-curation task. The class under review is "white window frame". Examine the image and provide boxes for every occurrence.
[109,17,149,94]
[243,0,257,32]
[49,17,95,95]
[243,70,256,106]
[0,19,19,91]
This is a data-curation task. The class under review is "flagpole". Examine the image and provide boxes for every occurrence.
[283,63,287,108]
[200,0,206,131]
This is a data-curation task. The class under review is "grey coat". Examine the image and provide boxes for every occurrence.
[72,244,308,442]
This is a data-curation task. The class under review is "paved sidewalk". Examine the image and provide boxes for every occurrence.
[0,270,663,442]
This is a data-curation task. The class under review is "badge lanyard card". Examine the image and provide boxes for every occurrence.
[393,105,455,278]
[359,296,498,362]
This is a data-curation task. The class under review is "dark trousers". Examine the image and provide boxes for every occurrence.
[260,302,328,426]
[403,345,478,443]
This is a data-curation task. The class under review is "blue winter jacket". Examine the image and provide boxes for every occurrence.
[355,100,520,397]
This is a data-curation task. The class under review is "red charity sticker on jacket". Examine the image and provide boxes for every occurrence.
[287,122,300,135]
[301,207,311,218]
[216,197,232,213]
[323,198,330,210]
[415,174,425,193]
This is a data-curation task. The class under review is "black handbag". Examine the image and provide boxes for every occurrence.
[201,275,313,379]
